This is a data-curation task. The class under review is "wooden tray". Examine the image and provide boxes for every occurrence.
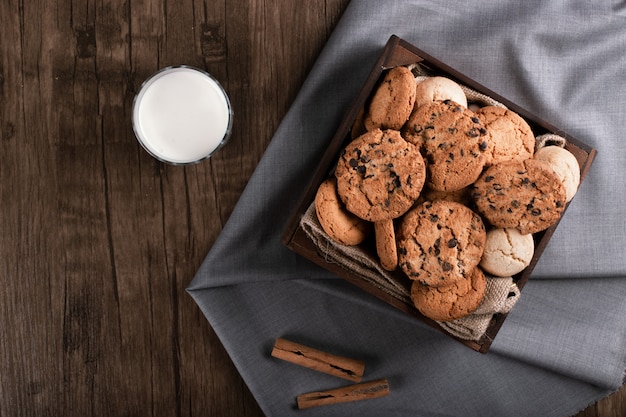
[281,35,596,353]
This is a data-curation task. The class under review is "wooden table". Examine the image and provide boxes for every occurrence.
[0,0,623,415]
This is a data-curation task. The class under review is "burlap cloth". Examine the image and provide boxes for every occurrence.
[299,74,567,342]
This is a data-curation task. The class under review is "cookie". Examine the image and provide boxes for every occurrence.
[364,66,417,131]
[534,145,580,202]
[335,129,426,222]
[410,266,486,322]
[397,200,487,287]
[479,228,535,277]
[375,219,398,271]
[314,178,371,245]
[402,100,489,191]
[475,106,535,165]
[413,76,468,109]
[471,159,567,234]
[421,186,472,206]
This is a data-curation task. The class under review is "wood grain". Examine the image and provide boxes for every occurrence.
[0,0,622,415]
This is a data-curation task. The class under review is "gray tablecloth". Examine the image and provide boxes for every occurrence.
[188,1,626,416]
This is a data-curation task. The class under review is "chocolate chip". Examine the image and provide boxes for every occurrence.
[357,165,366,174]
[485,175,494,182]
[467,128,479,138]
[471,117,480,124]
[556,201,563,208]
[511,200,520,208]
[479,141,488,151]
[448,152,455,160]
[429,214,439,222]
[349,158,359,168]
[442,261,453,271]
[447,238,457,248]
[479,128,487,135]
[531,208,542,216]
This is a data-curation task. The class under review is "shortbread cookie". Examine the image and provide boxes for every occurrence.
[335,129,426,222]
[475,106,535,165]
[534,145,580,202]
[397,200,487,287]
[314,178,371,245]
[401,100,489,191]
[364,66,417,131]
[411,266,486,322]
[480,228,535,277]
[471,159,567,234]
[375,219,398,271]
[413,76,468,109]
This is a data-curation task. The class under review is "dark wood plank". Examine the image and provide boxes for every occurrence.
[0,0,348,416]
[0,0,624,416]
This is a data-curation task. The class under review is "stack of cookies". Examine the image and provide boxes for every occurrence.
[313,66,581,323]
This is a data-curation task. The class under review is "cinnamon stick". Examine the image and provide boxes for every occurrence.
[297,378,390,409]
[271,338,365,382]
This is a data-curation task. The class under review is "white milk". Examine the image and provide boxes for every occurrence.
[132,66,232,164]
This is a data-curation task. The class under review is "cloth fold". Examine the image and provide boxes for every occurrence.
[189,1,626,415]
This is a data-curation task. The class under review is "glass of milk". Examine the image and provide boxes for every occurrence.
[132,66,233,165]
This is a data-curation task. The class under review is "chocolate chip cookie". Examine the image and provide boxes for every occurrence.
[471,159,567,234]
[375,219,398,271]
[401,100,489,191]
[335,129,426,222]
[397,200,487,287]
[364,66,417,131]
[475,106,535,165]
[411,266,486,322]
[314,177,372,245]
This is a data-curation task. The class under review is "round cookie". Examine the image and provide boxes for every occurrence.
[480,228,535,277]
[534,145,580,202]
[411,266,486,322]
[475,106,535,165]
[335,129,426,222]
[314,178,371,246]
[375,219,398,271]
[397,200,487,287]
[413,76,468,109]
[364,66,417,131]
[471,159,567,234]
[401,100,489,191]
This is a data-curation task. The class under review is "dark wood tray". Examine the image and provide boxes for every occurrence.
[282,35,596,353]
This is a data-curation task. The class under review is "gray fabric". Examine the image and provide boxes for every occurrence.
[188,1,626,416]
